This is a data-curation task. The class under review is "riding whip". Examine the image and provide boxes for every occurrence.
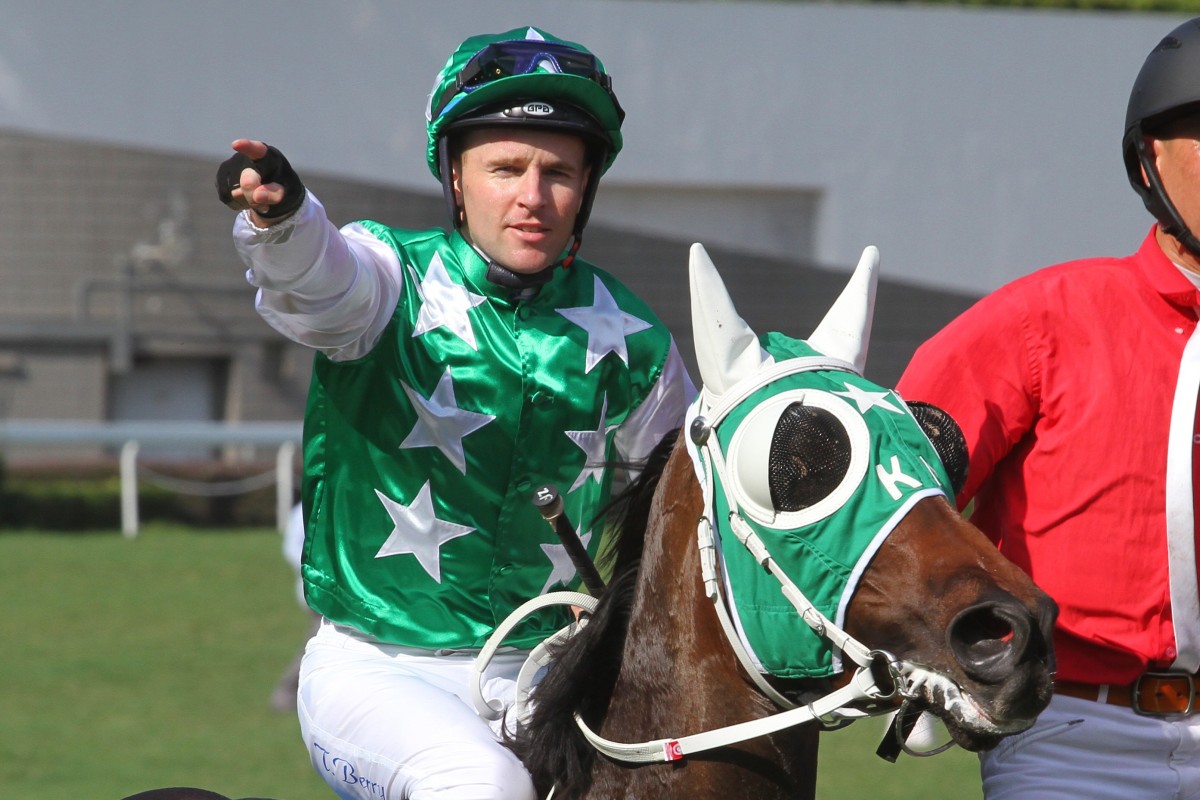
[532,484,606,596]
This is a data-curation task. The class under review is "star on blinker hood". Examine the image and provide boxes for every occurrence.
[833,382,905,415]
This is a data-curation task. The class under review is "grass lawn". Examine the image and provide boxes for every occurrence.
[817,717,982,799]
[1,525,981,799]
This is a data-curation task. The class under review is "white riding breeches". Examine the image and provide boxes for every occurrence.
[296,619,537,800]
[980,693,1200,799]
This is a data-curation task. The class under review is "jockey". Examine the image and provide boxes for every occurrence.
[215,26,693,800]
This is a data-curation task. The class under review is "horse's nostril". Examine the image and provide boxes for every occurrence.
[960,609,1014,653]
[948,602,1031,683]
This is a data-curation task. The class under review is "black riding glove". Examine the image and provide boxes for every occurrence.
[214,144,306,220]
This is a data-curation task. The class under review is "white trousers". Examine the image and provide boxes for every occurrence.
[296,619,537,800]
[980,693,1200,799]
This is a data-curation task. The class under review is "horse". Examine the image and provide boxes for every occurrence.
[126,244,1056,800]
[506,244,1057,799]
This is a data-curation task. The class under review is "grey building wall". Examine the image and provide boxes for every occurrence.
[0,130,314,458]
[0,131,435,445]
[0,127,975,460]
[15,0,1164,455]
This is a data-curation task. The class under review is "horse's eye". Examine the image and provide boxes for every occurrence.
[768,402,852,512]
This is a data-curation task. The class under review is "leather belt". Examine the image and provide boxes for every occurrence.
[1054,672,1198,717]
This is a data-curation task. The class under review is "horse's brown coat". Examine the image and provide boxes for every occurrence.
[517,433,1055,800]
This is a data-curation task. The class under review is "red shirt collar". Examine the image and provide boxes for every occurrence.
[1139,226,1200,308]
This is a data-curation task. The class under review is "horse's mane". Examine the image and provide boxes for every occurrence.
[510,428,680,799]
[594,427,680,577]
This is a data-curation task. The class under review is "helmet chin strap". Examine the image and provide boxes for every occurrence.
[479,246,556,291]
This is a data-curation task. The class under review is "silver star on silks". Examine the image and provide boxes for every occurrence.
[539,530,594,594]
[400,367,495,474]
[565,393,617,493]
[834,382,905,415]
[410,251,487,350]
[556,275,653,374]
[374,483,475,583]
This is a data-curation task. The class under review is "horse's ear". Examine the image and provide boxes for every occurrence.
[807,245,880,374]
[689,243,770,398]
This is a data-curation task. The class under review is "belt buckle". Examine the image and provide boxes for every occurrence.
[1132,671,1196,718]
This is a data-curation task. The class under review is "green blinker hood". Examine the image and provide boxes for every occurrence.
[684,244,953,678]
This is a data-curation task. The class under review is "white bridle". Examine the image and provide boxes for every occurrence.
[564,366,932,765]
[468,421,927,766]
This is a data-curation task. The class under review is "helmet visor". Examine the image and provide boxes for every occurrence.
[431,40,622,122]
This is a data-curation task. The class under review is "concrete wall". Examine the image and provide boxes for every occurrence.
[0,126,978,453]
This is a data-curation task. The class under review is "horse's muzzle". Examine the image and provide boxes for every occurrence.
[946,593,1057,695]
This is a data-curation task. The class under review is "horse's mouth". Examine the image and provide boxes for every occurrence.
[906,668,1040,752]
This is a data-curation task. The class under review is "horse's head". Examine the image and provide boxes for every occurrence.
[687,244,1056,753]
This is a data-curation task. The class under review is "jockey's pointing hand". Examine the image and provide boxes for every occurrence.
[215,139,306,225]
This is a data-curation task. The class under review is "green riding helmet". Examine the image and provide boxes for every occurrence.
[425,27,626,276]
[426,26,624,179]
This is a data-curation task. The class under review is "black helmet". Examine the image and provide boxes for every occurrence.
[1123,18,1200,257]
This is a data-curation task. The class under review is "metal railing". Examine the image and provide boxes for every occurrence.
[0,420,302,537]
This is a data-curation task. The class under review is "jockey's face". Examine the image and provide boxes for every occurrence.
[453,127,590,274]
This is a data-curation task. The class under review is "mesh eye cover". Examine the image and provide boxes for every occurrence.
[705,338,955,678]
[769,402,852,512]
[906,401,969,496]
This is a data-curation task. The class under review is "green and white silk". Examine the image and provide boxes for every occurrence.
[300,226,676,651]
[685,263,953,680]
